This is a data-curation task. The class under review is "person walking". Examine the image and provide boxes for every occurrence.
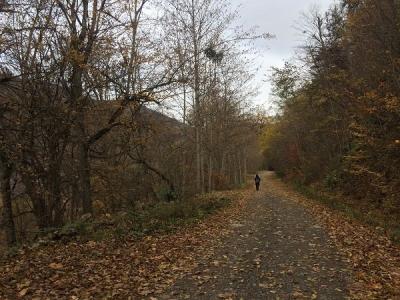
[255,174,261,191]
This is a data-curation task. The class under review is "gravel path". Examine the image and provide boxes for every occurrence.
[162,172,351,299]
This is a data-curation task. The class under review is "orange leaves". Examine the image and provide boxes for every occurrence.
[66,49,86,66]
[384,95,400,111]
[16,279,31,298]
[18,288,29,298]
[364,90,379,100]
[217,292,235,299]
[48,262,64,270]
[0,188,250,299]
[270,175,400,299]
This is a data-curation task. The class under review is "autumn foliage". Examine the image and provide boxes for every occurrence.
[0,0,264,248]
[262,0,400,233]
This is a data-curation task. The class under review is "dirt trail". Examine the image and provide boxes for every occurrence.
[162,172,351,299]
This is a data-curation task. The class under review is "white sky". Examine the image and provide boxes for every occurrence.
[230,0,337,110]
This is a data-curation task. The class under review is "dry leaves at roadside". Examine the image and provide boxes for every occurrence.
[0,189,251,299]
[269,176,400,299]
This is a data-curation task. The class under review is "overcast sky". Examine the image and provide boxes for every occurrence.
[230,0,336,109]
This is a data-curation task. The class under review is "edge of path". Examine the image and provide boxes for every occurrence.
[0,188,253,299]
[267,173,400,299]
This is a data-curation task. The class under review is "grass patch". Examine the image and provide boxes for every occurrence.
[291,181,400,244]
[118,194,232,238]
[57,193,234,242]
[0,192,235,258]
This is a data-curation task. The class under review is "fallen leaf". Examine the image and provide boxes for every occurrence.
[18,288,29,297]
[48,263,64,270]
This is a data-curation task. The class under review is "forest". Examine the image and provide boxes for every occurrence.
[262,0,400,241]
[0,0,265,249]
[1,0,400,299]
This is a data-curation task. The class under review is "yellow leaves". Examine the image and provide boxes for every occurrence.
[48,262,64,270]
[217,292,235,299]
[158,262,170,270]
[17,279,31,298]
[292,291,305,298]
[259,122,281,151]
[364,90,378,100]
[371,283,383,290]
[18,288,29,298]
[17,279,31,290]
[383,95,399,111]
[253,257,262,268]
[137,287,153,296]
[0,187,248,298]
[211,260,220,267]
[137,90,155,103]
[66,49,86,66]
[258,282,275,289]
[86,241,97,248]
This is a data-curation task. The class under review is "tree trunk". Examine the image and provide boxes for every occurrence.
[22,171,49,230]
[221,151,226,175]
[238,153,242,185]
[79,141,92,214]
[181,85,187,197]
[208,122,213,192]
[208,155,212,192]
[71,62,92,215]
[69,0,94,215]
[191,0,202,193]
[200,146,205,193]
[196,126,201,192]
[48,163,64,227]
[0,156,16,247]
[243,150,247,183]
[71,181,79,220]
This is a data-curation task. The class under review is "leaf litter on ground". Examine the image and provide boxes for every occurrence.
[0,189,250,299]
[269,176,400,299]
